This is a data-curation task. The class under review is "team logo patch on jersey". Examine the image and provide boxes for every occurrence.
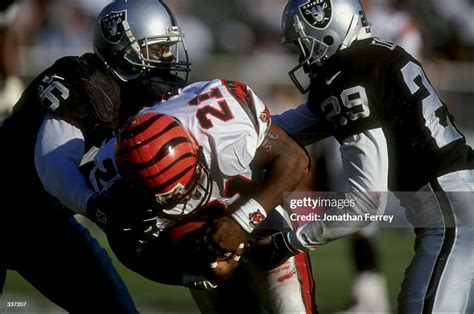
[299,0,332,29]
[248,210,265,228]
[259,106,271,124]
[100,10,127,43]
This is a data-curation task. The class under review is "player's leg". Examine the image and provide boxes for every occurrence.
[13,215,138,314]
[189,208,317,314]
[424,172,474,312]
[344,228,390,312]
[247,208,318,314]
[398,170,474,313]
[427,226,474,312]
[295,251,318,313]
[352,230,378,272]
[190,269,261,314]
[397,227,444,313]
[252,252,317,314]
[190,253,316,314]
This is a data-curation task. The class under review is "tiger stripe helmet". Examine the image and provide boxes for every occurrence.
[115,112,212,217]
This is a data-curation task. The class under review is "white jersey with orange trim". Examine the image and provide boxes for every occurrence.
[144,79,270,177]
[81,79,316,314]
[82,79,271,219]
[140,79,271,209]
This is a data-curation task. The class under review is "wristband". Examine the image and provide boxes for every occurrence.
[85,193,109,231]
[231,198,267,233]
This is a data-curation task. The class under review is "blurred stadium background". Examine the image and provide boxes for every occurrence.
[1,0,472,313]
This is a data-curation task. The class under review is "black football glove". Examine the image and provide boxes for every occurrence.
[182,274,218,291]
[85,192,113,231]
[133,209,165,253]
[85,180,156,232]
[246,230,299,271]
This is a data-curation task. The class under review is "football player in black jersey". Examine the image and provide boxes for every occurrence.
[264,0,473,313]
[0,0,190,312]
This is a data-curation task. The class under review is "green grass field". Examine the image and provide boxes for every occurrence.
[2,223,414,313]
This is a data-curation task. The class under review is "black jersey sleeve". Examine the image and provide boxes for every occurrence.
[372,40,473,189]
[37,54,121,144]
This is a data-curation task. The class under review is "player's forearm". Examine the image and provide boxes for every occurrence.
[288,128,389,251]
[35,114,95,214]
[254,145,309,213]
[254,123,310,212]
[289,190,386,251]
[231,124,309,233]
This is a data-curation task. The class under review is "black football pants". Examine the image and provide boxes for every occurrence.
[0,214,137,313]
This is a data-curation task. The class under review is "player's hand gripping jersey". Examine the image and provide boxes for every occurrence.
[83,79,271,234]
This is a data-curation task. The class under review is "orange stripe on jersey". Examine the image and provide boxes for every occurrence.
[221,80,260,134]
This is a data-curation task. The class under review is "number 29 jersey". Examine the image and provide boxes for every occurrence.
[307,38,473,191]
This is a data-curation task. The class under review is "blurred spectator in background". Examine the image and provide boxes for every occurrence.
[170,0,254,55]
[14,0,101,78]
[167,0,214,70]
[363,0,423,60]
[409,0,474,61]
[0,0,24,121]
[430,0,474,59]
[242,0,287,52]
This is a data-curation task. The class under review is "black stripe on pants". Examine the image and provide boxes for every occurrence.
[423,181,457,313]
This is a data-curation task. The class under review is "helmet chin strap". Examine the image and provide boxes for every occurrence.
[340,14,372,51]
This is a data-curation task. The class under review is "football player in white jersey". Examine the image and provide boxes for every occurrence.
[81,79,317,313]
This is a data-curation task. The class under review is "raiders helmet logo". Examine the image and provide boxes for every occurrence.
[299,0,332,29]
[100,10,127,43]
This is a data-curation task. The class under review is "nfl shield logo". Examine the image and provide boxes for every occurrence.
[100,10,127,43]
[299,0,332,29]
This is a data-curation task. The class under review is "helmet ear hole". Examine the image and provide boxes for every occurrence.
[323,36,334,46]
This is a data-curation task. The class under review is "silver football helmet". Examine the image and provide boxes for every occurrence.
[282,0,371,93]
[93,0,190,84]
